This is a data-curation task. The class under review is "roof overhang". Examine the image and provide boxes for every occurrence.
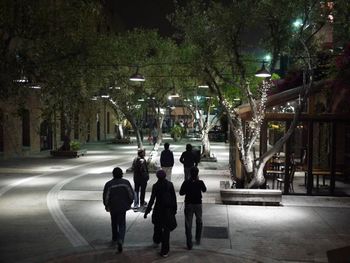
[237,81,324,120]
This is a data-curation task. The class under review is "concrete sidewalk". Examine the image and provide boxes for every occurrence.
[1,141,350,263]
[45,196,350,263]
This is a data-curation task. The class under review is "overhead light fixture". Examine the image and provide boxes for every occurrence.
[168,93,180,100]
[14,76,29,83]
[109,80,121,89]
[129,67,145,82]
[168,86,180,100]
[138,98,145,102]
[255,62,271,78]
[198,85,209,89]
[101,94,110,98]
[29,85,41,89]
[109,86,121,90]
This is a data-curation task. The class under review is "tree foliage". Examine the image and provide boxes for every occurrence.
[172,0,338,188]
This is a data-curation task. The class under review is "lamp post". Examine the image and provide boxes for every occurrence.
[255,61,272,78]
[129,67,145,82]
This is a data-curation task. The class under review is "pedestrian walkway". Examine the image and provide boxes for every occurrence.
[0,140,350,263]
[45,195,350,263]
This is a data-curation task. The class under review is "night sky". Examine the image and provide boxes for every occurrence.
[109,0,175,36]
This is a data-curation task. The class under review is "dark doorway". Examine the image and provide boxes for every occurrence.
[86,122,91,142]
[0,111,4,152]
[22,109,30,147]
[40,120,53,151]
[97,121,100,141]
[74,112,79,140]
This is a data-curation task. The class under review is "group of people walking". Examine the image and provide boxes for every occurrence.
[102,143,206,258]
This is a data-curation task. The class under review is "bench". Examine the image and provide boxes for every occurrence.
[220,181,282,206]
[50,149,87,158]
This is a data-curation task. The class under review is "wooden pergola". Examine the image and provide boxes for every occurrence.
[237,82,350,195]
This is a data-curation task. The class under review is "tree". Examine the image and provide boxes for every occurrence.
[182,90,222,158]
[0,0,114,148]
[172,0,331,188]
[105,29,180,150]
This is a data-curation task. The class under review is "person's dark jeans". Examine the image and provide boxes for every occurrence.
[184,167,192,180]
[184,204,203,247]
[134,181,147,206]
[110,211,126,244]
[153,224,170,255]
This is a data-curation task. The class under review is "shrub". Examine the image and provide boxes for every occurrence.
[70,140,81,151]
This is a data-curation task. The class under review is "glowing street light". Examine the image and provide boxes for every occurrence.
[293,18,303,29]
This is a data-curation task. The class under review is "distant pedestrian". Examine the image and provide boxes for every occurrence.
[179,166,207,250]
[179,143,199,180]
[151,127,158,145]
[103,167,134,253]
[160,142,174,181]
[144,170,177,258]
[132,149,149,209]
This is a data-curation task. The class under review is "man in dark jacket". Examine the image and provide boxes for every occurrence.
[179,143,199,180]
[132,149,149,209]
[103,167,134,252]
[144,170,177,258]
[160,142,174,181]
[179,166,207,250]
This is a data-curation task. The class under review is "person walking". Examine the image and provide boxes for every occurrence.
[144,170,177,258]
[179,166,207,250]
[179,143,199,180]
[151,127,158,145]
[103,167,134,253]
[160,142,174,181]
[132,149,149,210]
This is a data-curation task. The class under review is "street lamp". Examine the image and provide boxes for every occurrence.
[255,61,271,78]
[129,67,145,82]
[168,93,180,100]
[293,18,303,29]
[168,87,180,99]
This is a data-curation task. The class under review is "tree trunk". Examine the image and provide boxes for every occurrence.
[148,112,165,172]
[154,114,164,152]
[117,123,124,139]
[201,129,211,157]
[129,119,143,149]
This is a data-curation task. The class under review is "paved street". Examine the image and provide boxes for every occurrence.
[0,139,350,263]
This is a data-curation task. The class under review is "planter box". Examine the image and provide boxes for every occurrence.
[50,149,87,158]
[220,181,282,206]
[200,156,217,162]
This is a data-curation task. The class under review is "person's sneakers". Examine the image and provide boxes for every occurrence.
[187,242,193,250]
[160,252,168,258]
[117,243,123,253]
